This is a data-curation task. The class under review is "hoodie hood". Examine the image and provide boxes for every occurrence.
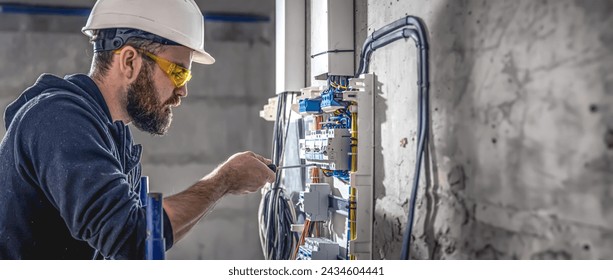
[4,74,112,130]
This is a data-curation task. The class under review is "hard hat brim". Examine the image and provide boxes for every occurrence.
[193,50,215,64]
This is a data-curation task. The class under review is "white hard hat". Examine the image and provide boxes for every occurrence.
[82,0,215,64]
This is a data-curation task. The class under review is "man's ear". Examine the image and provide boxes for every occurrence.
[115,46,142,84]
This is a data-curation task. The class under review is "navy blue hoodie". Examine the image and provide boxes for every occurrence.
[0,74,173,259]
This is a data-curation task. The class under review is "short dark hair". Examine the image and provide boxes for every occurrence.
[88,30,166,80]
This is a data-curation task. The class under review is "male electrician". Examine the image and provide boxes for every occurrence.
[0,0,274,259]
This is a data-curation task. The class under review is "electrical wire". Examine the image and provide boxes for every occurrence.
[293,219,311,259]
[355,16,429,260]
[258,92,299,260]
[348,112,358,260]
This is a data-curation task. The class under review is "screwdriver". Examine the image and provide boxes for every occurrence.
[267,163,318,173]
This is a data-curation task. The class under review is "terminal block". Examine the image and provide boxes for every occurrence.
[299,99,322,115]
[299,128,350,170]
[292,86,324,114]
[297,237,339,260]
[299,183,330,221]
[320,89,345,113]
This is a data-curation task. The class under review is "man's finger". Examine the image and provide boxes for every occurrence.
[251,152,272,165]
[265,172,275,183]
[256,160,276,183]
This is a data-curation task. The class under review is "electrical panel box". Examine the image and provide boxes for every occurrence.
[262,0,375,261]
[310,0,354,80]
[260,74,375,260]
[297,74,374,260]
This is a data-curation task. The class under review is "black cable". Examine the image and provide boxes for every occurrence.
[359,28,418,75]
[311,49,354,58]
[266,93,286,259]
[355,16,429,260]
[262,92,298,260]
[403,19,429,261]
[356,16,428,77]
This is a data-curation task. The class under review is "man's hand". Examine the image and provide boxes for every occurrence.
[209,151,275,195]
[164,151,275,242]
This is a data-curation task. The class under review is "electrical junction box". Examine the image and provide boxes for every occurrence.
[299,129,351,170]
[300,183,330,221]
[259,97,278,121]
[297,237,339,260]
[310,0,354,80]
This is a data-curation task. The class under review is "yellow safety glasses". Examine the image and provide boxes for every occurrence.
[114,48,192,88]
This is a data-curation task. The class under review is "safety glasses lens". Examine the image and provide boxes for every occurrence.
[171,68,191,87]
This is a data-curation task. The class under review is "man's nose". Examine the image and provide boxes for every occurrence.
[175,85,188,98]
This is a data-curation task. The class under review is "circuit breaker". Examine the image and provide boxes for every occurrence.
[297,237,340,260]
[299,129,351,171]
[299,183,331,221]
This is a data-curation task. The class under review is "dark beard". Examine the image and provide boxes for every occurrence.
[126,64,179,135]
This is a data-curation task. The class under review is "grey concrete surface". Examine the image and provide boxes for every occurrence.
[359,0,613,259]
[0,0,274,259]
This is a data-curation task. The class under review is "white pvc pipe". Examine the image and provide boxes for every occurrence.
[275,0,306,93]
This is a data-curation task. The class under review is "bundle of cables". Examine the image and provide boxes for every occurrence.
[258,92,299,260]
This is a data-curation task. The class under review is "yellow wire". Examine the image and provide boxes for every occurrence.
[350,187,357,260]
[330,82,348,90]
[350,112,358,173]
[349,112,358,260]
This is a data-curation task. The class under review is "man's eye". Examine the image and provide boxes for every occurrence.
[170,70,179,77]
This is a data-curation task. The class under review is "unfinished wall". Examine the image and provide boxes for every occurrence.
[358,0,613,259]
[0,0,275,259]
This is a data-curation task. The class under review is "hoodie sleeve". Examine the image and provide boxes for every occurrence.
[13,92,172,259]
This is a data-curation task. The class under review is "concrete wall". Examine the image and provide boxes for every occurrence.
[357,0,613,259]
[0,0,275,259]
